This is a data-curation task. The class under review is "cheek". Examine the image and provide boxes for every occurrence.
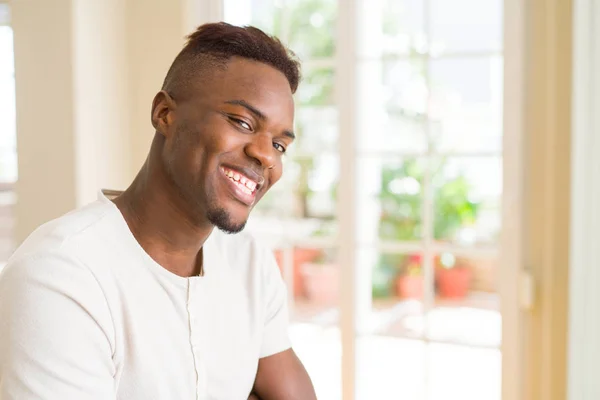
[166,138,207,188]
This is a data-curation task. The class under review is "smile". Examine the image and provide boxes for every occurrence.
[220,166,259,206]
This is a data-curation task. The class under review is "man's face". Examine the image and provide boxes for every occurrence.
[158,57,295,233]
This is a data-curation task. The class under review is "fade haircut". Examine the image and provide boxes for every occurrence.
[161,22,301,99]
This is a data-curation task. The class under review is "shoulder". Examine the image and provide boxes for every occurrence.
[0,245,114,342]
[11,198,115,261]
[2,198,119,291]
[0,249,104,307]
[0,243,117,369]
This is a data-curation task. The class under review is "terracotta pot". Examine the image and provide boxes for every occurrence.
[301,263,339,304]
[395,275,424,299]
[274,248,321,297]
[436,267,472,298]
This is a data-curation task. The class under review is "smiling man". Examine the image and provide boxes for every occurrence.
[0,23,316,400]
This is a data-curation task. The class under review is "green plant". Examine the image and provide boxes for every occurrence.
[378,159,424,241]
[374,158,481,297]
[378,158,480,242]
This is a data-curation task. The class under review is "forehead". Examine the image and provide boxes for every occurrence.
[193,57,295,123]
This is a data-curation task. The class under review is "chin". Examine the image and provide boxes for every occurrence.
[206,206,248,234]
[216,220,247,235]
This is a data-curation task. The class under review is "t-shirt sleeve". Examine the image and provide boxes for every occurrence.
[0,252,116,399]
[259,248,291,358]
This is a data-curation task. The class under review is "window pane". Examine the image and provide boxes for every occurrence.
[355,157,426,242]
[358,340,501,400]
[271,246,339,314]
[358,247,427,399]
[429,56,503,153]
[224,0,337,60]
[0,4,10,26]
[427,342,501,400]
[275,246,341,399]
[358,249,500,399]
[292,324,341,399]
[302,152,338,219]
[381,0,426,57]
[358,59,428,154]
[428,254,500,347]
[247,151,338,223]
[357,336,426,400]
[430,0,503,53]
[370,250,426,338]
[432,156,501,245]
[246,156,298,218]
[285,0,337,60]
[296,66,335,107]
[224,0,281,32]
[0,26,17,183]
[289,246,339,312]
[294,66,337,154]
[359,0,425,59]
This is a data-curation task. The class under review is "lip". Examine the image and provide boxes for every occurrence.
[220,166,261,206]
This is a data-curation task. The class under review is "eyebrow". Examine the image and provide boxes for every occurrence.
[224,99,296,140]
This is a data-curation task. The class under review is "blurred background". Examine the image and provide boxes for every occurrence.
[228,1,503,399]
[1,1,598,399]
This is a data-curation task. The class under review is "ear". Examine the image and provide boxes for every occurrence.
[151,91,177,137]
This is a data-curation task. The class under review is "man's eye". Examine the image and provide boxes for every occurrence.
[273,143,286,153]
[230,117,252,131]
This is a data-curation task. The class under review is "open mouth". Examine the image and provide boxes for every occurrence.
[220,166,260,206]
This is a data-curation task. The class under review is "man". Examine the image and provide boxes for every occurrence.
[0,22,317,400]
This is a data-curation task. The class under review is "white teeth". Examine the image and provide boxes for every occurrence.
[224,168,257,193]
[233,179,252,195]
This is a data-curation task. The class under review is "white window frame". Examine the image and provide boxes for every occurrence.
[338,1,521,399]
[500,0,526,399]
[211,0,523,398]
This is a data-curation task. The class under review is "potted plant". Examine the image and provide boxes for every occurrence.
[300,248,339,305]
[376,159,424,297]
[394,253,424,299]
[273,247,321,298]
[377,158,481,299]
[432,172,480,299]
[435,253,472,298]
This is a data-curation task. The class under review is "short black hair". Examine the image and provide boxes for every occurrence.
[162,22,302,97]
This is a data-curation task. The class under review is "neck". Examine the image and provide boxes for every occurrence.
[113,152,213,278]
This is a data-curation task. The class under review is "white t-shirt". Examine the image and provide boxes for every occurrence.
[0,192,291,399]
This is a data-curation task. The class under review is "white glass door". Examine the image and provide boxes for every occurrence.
[222,1,514,399]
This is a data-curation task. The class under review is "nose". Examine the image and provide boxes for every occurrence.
[244,133,276,169]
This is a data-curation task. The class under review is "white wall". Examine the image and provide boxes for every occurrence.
[127,0,224,173]
[12,0,79,242]
[73,0,132,206]
[568,0,600,399]
[126,0,185,172]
